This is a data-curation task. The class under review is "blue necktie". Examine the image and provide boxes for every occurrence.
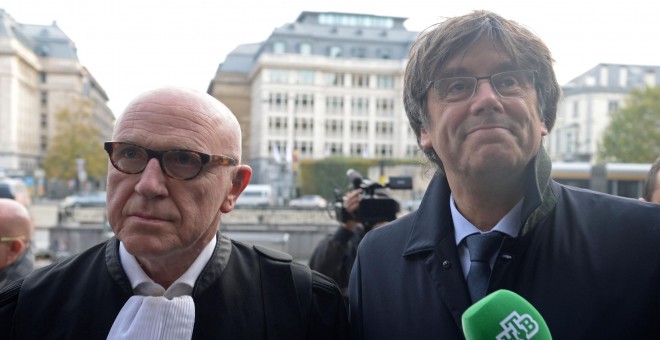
[466,232,503,303]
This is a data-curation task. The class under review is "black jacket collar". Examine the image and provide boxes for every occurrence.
[403,146,556,256]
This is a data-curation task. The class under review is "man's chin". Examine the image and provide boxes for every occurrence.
[119,234,172,256]
[462,151,528,177]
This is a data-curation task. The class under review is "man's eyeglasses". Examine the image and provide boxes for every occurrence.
[104,142,238,180]
[425,70,536,104]
[0,236,26,242]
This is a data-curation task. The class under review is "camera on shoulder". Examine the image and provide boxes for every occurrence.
[334,169,412,229]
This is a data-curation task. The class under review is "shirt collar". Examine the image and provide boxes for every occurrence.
[119,235,217,298]
[451,193,523,246]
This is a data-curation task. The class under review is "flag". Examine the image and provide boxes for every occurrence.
[285,145,293,164]
[273,144,282,163]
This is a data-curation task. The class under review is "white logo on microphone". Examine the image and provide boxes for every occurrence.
[496,311,540,339]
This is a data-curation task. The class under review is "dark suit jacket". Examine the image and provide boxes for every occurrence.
[0,234,348,339]
[349,149,660,339]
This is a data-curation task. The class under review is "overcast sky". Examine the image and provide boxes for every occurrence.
[2,0,659,116]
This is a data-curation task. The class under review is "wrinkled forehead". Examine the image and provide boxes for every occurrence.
[434,36,520,78]
[113,89,241,155]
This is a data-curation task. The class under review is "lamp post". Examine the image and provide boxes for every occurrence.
[75,158,87,192]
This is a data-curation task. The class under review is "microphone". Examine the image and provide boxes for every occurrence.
[461,290,552,340]
[346,169,363,189]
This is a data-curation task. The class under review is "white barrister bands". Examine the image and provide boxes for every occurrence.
[107,295,195,340]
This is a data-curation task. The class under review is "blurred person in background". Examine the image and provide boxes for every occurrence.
[0,198,34,290]
[641,156,660,204]
[0,87,348,339]
[309,188,396,301]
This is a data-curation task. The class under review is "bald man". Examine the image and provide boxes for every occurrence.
[0,198,33,290]
[0,88,348,339]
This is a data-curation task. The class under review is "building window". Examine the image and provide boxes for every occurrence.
[329,46,342,58]
[376,98,394,116]
[608,100,619,115]
[268,140,286,155]
[294,93,314,113]
[376,75,394,89]
[619,66,628,87]
[39,72,47,83]
[319,13,394,29]
[294,141,313,157]
[294,117,314,137]
[351,97,369,116]
[268,116,288,136]
[273,41,286,54]
[378,48,391,59]
[40,113,48,128]
[299,43,312,55]
[350,143,369,157]
[296,70,315,85]
[353,47,367,58]
[324,142,343,156]
[350,120,368,137]
[566,132,574,155]
[375,121,394,137]
[40,91,48,105]
[267,92,288,112]
[325,96,344,115]
[352,74,370,88]
[324,72,344,87]
[325,119,343,137]
[269,69,289,84]
[644,69,656,87]
[572,101,579,118]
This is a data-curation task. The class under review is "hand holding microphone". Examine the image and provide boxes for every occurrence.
[462,290,552,340]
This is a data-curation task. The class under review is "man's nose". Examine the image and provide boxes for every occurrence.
[472,79,499,100]
[469,79,504,114]
[134,158,168,198]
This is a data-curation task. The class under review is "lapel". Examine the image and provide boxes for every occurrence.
[402,172,472,329]
[398,147,556,330]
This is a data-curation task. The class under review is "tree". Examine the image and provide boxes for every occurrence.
[42,98,108,185]
[599,86,660,163]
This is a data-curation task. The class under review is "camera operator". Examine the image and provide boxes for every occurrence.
[308,188,395,301]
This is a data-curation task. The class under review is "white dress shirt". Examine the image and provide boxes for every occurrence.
[106,235,217,340]
[450,194,522,279]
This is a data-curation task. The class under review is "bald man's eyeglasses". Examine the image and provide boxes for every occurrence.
[0,236,26,242]
[104,142,238,180]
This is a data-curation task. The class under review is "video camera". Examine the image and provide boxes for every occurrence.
[334,169,412,229]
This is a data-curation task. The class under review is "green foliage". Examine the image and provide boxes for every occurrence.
[599,86,660,163]
[298,157,421,200]
[42,99,108,182]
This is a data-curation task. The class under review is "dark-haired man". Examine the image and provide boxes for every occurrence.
[350,10,660,339]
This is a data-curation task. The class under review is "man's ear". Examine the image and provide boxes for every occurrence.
[7,239,26,263]
[541,120,549,136]
[420,128,432,149]
[220,165,252,213]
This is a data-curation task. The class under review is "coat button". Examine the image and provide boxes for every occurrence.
[442,260,451,269]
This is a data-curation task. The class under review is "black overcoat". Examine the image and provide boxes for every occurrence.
[350,149,660,339]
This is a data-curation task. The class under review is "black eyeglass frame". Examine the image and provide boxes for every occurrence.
[104,141,238,180]
[422,69,537,103]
